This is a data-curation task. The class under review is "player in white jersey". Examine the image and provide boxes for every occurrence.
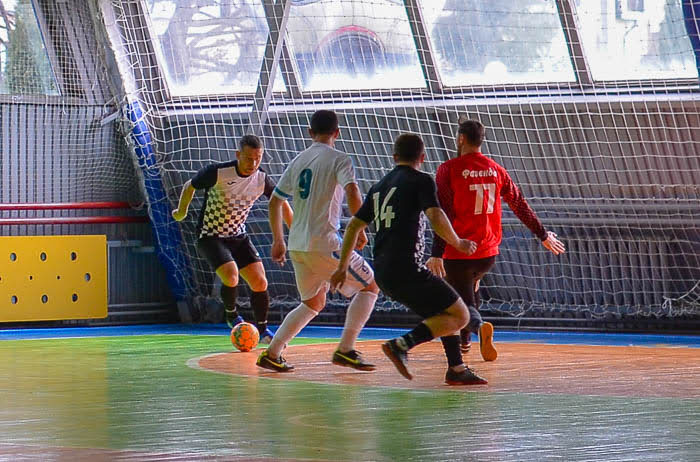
[172,135,293,342]
[256,110,380,372]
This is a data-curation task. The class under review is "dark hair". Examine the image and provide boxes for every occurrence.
[310,110,339,135]
[457,119,485,147]
[240,134,263,150]
[394,133,424,162]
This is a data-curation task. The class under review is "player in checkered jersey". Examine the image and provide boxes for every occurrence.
[172,134,293,343]
[426,119,565,360]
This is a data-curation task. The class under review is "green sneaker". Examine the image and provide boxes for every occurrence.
[256,350,294,372]
[332,349,376,371]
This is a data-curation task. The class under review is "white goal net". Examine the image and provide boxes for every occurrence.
[97,0,699,322]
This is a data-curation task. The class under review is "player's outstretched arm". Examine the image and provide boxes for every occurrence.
[542,231,566,255]
[330,216,368,292]
[172,180,195,222]
[425,207,477,256]
[268,195,288,264]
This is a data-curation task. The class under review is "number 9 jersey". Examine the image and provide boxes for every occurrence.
[433,152,546,260]
[273,142,356,253]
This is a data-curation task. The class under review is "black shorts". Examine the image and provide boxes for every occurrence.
[374,262,459,319]
[444,256,496,307]
[196,235,261,271]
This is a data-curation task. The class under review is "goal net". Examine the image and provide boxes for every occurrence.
[100,0,699,323]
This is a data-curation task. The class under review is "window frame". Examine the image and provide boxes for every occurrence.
[133,0,699,109]
[0,0,63,102]
[139,0,288,101]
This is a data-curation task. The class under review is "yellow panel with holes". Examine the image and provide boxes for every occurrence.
[0,235,108,321]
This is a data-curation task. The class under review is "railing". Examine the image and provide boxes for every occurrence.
[0,202,148,225]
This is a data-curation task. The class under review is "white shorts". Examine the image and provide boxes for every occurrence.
[289,250,374,301]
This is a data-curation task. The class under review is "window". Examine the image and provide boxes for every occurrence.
[285,0,426,91]
[0,0,58,95]
[144,0,284,96]
[575,0,698,80]
[420,0,575,87]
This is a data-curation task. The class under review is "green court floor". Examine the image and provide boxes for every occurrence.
[0,333,698,461]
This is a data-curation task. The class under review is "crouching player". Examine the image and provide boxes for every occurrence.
[172,134,293,343]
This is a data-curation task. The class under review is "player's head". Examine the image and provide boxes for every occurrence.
[457,119,485,151]
[393,133,425,166]
[236,134,264,176]
[309,110,340,141]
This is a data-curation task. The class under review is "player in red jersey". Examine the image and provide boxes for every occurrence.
[427,119,565,360]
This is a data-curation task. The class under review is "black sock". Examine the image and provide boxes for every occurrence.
[221,285,238,314]
[467,305,482,333]
[250,290,270,329]
[396,323,434,351]
[440,335,463,368]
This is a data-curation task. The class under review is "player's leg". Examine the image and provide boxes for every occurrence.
[196,237,243,327]
[445,258,497,361]
[257,290,324,372]
[234,236,274,343]
[444,259,479,352]
[382,297,468,380]
[215,261,243,327]
[257,251,326,372]
[379,268,485,383]
[471,257,497,361]
[238,262,273,343]
[333,251,379,371]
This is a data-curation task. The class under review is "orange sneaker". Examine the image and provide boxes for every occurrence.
[478,322,497,362]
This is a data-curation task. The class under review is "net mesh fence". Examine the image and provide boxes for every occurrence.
[36,0,700,321]
[0,0,143,211]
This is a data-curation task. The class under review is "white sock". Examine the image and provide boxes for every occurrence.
[338,291,378,352]
[267,303,317,357]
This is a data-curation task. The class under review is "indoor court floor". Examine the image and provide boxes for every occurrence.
[0,325,698,461]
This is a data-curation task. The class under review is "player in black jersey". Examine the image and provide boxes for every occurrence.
[172,135,293,342]
[330,133,488,385]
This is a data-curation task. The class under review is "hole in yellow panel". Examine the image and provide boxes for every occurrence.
[11,295,18,304]
[40,252,47,261]
[28,275,33,280]
[70,252,77,261]
[72,294,78,302]
[9,253,16,262]
[41,295,48,303]
[56,275,61,280]
[84,273,91,282]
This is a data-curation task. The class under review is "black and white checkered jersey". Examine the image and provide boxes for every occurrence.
[191,160,275,238]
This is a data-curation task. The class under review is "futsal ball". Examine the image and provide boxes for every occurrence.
[230,322,259,352]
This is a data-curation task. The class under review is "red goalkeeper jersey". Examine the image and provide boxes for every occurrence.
[432,152,547,260]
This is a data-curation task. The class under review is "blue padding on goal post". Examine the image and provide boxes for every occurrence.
[683,0,700,77]
[126,101,190,301]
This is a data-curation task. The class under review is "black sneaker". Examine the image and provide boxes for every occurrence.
[460,328,472,353]
[381,340,413,380]
[256,350,294,372]
[332,349,376,371]
[445,367,488,385]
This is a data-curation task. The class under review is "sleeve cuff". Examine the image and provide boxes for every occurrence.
[272,187,292,199]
